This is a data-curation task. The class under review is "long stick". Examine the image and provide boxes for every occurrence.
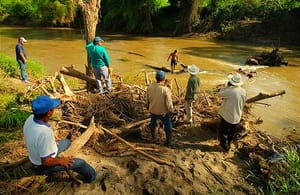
[60,119,175,167]
[246,90,286,103]
[100,126,175,167]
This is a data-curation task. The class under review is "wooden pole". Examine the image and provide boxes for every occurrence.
[246,90,286,103]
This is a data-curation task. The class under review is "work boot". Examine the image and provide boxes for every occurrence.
[151,128,158,143]
[164,130,175,148]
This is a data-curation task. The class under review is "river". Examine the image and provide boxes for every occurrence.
[0,26,299,140]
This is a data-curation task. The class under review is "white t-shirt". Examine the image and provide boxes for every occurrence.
[218,86,246,124]
[23,115,58,165]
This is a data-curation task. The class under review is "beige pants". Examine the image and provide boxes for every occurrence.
[185,99,193,122]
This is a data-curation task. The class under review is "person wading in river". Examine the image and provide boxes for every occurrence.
[217,73,246,152]
[167,49,179,73]
[15,37,28,83]
[146,70,174,147]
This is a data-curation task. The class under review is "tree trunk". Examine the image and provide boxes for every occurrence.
[179,0,200,33]
[75,0,101,90]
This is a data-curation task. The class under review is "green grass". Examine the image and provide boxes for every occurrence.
[245,146,300,195]
[0,53,44,78]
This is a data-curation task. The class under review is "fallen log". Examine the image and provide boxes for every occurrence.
[245,48,288,66]
[60,66,97,87]
[57,73,75,96]
[144,64,185,74]
[246,90,286,104]
[60,116,103,157]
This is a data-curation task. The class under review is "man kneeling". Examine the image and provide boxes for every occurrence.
[23,96,97,182]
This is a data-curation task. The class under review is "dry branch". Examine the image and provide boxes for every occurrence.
[100,126,175,167]
[124,118,151,129]
[57,73,75,96]
[60,116,102,157]
[246,90,286,103]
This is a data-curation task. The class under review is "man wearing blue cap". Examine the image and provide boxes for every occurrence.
[146,71,174,147]
[23,96,97,182]
[85,36,112,94]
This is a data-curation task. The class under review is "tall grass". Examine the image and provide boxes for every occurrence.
[0,53,44,78]
[245,146,300,194]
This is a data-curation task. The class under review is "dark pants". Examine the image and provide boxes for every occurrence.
[32,139,96,182]
[150,113,172,145]
[219,118,238,151]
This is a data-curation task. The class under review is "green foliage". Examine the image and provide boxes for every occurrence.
[245,146,300,194]
[0,0,75,26]
[0,109,30,129]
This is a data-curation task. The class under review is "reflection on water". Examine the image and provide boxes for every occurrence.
[0,26,300,139]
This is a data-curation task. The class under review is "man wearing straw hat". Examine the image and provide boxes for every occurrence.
[184,64,200,124]
[217,73,246,151]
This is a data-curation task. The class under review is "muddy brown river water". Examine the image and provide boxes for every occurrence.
[0,26,299,140]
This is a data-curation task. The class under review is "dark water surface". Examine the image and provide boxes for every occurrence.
[1,26,299,139]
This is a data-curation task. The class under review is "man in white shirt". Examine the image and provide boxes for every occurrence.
[217,73,246,151]
[23,96,97,182]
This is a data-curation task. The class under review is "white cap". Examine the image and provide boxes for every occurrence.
[19,37,27,42]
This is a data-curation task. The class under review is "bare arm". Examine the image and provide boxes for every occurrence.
[42,156,74,168]
[19,52,27,63]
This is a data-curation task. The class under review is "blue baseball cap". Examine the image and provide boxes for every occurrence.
[156,70,165,81]
[93,36,104,44]
[32,96,61,115]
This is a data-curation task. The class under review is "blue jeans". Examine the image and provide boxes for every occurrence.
[93,66,112,92]
[17,59,27,81]
[36,139,96,182]
[150,113,172,133]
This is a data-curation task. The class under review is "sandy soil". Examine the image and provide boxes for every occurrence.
[41,122,258,195]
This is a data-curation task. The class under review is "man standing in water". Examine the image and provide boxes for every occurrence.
[16,37,28,83]
[167,49,179,73]
[184,64,200,124]
[147,70,174,147]
[217,73,246,151]
[86,36,112,94]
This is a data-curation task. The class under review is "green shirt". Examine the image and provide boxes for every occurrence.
[185,75,200,100]
[85,42,110,68]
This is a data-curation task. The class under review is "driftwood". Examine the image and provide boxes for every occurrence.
[144,64,185,74]
[60,66,97,87]
[2,175,47,194]
[57,73,75,96]
[100,126,175,167]
[124,118,151,129]
[246,90,286,104]
[60,116,102,157]
[245,48,288,66]
[62,118,175,167]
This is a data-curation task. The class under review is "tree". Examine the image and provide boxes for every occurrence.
[73,0,101,80]
[178,0,200,33]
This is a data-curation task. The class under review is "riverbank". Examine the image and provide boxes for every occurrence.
[0,65,299,194]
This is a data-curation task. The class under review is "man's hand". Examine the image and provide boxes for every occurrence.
[108,67,112,75]
[59,157,74,168]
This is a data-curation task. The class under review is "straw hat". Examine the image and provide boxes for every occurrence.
[187,64,200,75]
[228,73,243,86]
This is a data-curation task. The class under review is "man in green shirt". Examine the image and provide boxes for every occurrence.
[184,64,200,124]
[85,36,112,93]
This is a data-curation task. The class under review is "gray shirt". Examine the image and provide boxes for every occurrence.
[218,86,246,124]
